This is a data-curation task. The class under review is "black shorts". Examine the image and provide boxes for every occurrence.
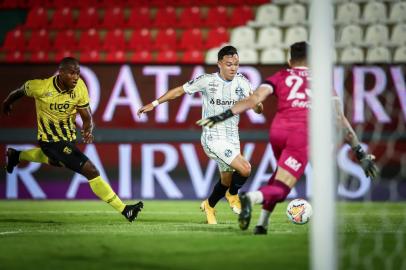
[39,141,89,173]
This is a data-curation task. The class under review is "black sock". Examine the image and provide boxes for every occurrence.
[208,180,228,207]
[229,171,248,195]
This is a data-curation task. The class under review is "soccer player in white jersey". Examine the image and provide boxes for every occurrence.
[137,46,263,224]
[198,42,378,234]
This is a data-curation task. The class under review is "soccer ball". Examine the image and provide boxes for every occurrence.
[286,198,313,225]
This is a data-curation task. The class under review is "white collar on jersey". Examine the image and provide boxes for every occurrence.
[292,66,308,69]
[216,72,233,83]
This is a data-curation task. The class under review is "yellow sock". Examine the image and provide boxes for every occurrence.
[20,148,49,164]
[89,176,126,213]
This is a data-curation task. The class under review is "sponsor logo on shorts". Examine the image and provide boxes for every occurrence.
[284,156,302,171]
[224,149,232,158]
[63,146,72,155]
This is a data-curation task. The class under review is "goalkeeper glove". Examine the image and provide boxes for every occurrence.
[352,145,379,180]
[196,109,234,128]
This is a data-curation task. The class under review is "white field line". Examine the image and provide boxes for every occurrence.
[0,211,202,215]
[0,230,24,235]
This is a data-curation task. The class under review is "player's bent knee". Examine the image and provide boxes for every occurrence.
[81,160,100,180]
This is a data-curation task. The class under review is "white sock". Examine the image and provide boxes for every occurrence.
[247,191,264,205]
[256,209,271,228]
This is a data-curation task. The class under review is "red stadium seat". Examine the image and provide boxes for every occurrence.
[148,0,167,7]
[126,7,151,29]
[205,27,229,49]
[103,29,126,51]
[1,0,19,8]
[54,29,77,50]
[80,49,101,63]
[156,49,178,63]
[25,7,49,29]
[98,0,129,7]
[26,0,49,7]
[100,7,125,29]
[30,50,50,63]
[178,6,204,28]
[153,28,178,50]
[46,0,79,8]
[76,7,99,29]
[179,28,204,50]
[75,0,99,8]
[127,28,152,50]
[181,50,204,64]
[229,6,253,27]
[50,7,75,29]
[205,6,230,27]
[130,50,153,63]
[55,49,76,62]
[105,50,126,63]
[27,29,51,51]
[2,29,26,51]
[5,51,25,63]
[79,28,102,50]
[153,6,178,28]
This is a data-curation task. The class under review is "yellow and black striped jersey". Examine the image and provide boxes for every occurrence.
[24,76,90,142]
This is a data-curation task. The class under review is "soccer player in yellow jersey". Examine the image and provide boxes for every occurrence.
[2,57,143,222]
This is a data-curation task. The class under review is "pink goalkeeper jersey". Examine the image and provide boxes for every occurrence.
[265,67,311,130]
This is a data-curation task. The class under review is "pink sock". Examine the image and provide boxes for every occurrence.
[262,173,277,211]
[259,180,291,207]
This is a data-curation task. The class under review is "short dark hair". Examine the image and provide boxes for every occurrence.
[290,41,309,61]
[217,45,238,61]
[59,57,79,70]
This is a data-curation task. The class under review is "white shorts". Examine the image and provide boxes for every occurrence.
[201,136,240,172]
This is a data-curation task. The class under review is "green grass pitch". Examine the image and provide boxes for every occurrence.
[0,201,404,270]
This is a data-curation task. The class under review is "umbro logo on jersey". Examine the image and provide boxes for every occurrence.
[208,87,217,94]
[284,156,302,171]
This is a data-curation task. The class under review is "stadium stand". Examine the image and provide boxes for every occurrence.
[335,2,361,25]
[0,0,404,64]
[366,46,391,63]
[336,24,363,48]
[50,7,74,29]
[256,26,283,49]
[237,48,258,64]
[205,47,220,64]
[393,46,406,63]
[340,46,364,64]
[153,28,178,50]
[260,47,286,64]
[248,4,281,27]
[230,26,256,49]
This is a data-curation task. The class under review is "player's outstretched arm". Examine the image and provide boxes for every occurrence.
[2,86,25,116]
[78,107,94,144]
[197,84,272,128]
[137,86,185,117]
[333,99,379,179]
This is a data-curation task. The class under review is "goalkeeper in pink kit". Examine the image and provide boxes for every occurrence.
[197,41,378,234]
